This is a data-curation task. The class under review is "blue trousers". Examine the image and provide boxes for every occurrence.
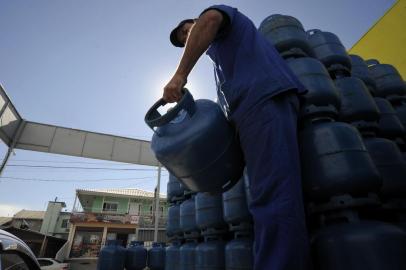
[231,92,311,270]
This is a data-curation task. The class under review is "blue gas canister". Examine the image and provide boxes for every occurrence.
[148,242,166,270]
[125,241,147,270]
[225,232,254,270]
[307,29,352,76]
[145,89,244,193]
[167,174,186,202]
[97,240,125,270]
[258,14,313,58]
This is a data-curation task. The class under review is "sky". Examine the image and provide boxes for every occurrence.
[0,0,396,216]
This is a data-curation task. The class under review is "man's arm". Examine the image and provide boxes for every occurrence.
[163,10,224,103]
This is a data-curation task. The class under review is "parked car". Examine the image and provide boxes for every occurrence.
[0,229,41,269]
[37,258,70,270]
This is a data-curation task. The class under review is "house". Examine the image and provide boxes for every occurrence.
[4,202,71,240]
[4,226,67,258]
[40,201,71,239]
[0,201,70,258]
[11,210,45,231]
[66,188,168,259]
[0,217,12,227]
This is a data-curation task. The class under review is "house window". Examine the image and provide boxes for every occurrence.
[103,202,118,212]
[149,205,165,217]
[61,219,69,228]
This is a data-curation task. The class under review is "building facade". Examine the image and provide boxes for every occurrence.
[66,188,168,259]
[40,201,71,239]
[1,203,71,240]
[0,202,70,258]
[11,210,45,232]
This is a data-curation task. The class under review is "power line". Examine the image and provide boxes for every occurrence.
[0,176,161,182]
[9,159,151,166]
[5,164,160,171]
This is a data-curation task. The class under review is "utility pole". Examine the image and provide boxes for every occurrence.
[153,165,162,242]
[71,191,78,212]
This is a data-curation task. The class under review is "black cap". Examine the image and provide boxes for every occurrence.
[170,19,195,47]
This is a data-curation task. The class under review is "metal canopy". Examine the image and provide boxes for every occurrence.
[0,84,23,146]
[16,121,158,166]
[0,84,158,167]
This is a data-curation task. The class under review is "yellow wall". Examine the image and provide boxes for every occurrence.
[350,0,406,78]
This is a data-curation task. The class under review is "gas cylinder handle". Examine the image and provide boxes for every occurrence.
[130,240,144,246]
[306,29,321,35]
[144,88,196,132]
[152,242,165,248]
[263,14,282,22]
[365,59,380,67]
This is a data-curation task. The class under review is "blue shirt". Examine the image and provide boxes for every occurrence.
[202,5,306,120]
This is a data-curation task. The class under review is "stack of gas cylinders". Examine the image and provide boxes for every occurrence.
[97,240,167,270]
[116,12,406,270]
[165,172,254,270]
[259,14,406,270]
[98,171,254,270]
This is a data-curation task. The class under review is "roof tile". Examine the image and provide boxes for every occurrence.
[77,188,167,199]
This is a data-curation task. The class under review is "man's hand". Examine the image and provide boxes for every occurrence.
[163,73,187,103]
[164,9,223,103]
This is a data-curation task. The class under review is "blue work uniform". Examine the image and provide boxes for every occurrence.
[202,5,310,270]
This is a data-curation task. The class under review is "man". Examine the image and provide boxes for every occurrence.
[163,5,310,270]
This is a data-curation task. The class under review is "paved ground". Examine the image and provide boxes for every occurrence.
[66,259,152,270]
[67,259,97,270]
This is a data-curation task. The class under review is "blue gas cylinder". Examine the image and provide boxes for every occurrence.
[299,121,382,201]
[180,195,199,235]
[374,98,405,139]
[225,232,254,270]
[335,77,379,129]
[222,175,252,231]
[395,105,406,132]
[312,221,406,270]
[125,241,147,270]
[363,137,406,199]
[366,59,406,98]
[97,240,126,270]
[145,89,244,193]
[195,192,227,232]
[167,174,186,202]
[258,14,313,58]
[195,236,226,270]
[287,57,341,121]
[349,54,377,94]
[180,239,199,270]
[167,203,181,238]
[148,242,165,270]
[390,97,406,129]
[165,241,181,270]
[307,29,352,76]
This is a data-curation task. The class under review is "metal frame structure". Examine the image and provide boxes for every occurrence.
[0,84,163,241]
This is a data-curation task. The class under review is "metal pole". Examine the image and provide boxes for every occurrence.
[71,191,78,212]
[153,165,162,242]
[0,146,14,179]
[0,120,26,179]
[0,101,10,118]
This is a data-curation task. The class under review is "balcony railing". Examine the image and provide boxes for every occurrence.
[70,210,167,228]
